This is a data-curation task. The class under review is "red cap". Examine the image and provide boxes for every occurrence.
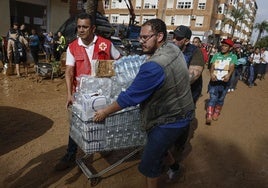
[221,39,234,47]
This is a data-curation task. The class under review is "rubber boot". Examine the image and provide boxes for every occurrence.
[206,106,214,125]
[212,105,222,121]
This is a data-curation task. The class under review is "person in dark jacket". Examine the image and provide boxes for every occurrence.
[171,25,204,105]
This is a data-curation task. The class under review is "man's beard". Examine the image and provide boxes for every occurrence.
[142,45,157,55]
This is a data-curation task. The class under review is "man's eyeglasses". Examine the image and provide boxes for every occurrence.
[138,34,156,42]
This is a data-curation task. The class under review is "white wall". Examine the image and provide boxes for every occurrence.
[0,1,11,36]
[48,0,69,33]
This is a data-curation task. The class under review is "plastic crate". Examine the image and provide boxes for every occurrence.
[69,107,146,154]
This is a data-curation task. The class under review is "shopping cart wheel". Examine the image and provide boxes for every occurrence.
[90,177,101,187]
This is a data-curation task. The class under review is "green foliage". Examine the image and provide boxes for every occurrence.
[229,7,248,24]
[51,61,61,75]
[224,7,249,38]
[254,35,268,47]
[254,21,268,43]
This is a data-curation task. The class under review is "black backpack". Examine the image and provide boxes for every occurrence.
[10,37,27,63]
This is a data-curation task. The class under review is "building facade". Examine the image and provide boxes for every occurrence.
[1,0,258,45]
[100,0,258,44]
[0,0,69,36]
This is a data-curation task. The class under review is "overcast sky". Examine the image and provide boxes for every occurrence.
[254,0,267,23]
[251,0,268,43]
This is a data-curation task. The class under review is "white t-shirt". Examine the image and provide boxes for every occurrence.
[66,36,120,66]
[250,53,261,64]
[261,50,268,64]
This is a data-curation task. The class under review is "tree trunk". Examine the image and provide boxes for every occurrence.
[256,31,262,43]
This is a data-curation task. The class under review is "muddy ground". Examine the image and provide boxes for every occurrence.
[0,65,267,188]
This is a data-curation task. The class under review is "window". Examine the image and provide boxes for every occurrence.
[198,0,206,10]
[229,0,237,5]
[215,20,222,30]
[165,16,175,25]
[111,15,118,23]
[218,6,223,14]
[136,0,141,9]
[195,16,204,27]
[171,16,175,25]
[135,15,140,24]
[118,14,129,24]
[104,0,109,9]
[175,15,190,26]
[198,3,206,10]
[105,15,109,20]
[142,18,149,23]
[177,0,193,9]
[217,3,226,14]
[142,15,156,24]
[177,2,183,8]
[111,1,116,8]
[143,3,157,9]
[167,0,174,9]
[144,3,150,9]
[143,0,158,9]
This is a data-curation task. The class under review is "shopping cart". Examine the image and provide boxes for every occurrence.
[36,61,61,80]
[69,106,146,186]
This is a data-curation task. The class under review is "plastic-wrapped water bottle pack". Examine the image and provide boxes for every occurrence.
[114,54,147,88]
[69,55,149,153]
[72,55,147,121]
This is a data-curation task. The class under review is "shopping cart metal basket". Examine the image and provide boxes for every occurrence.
[69,106,146,186]
[36,61,61,80]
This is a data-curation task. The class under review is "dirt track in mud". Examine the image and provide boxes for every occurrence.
[0,66,268,188]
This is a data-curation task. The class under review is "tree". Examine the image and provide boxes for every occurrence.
[255,35,268,48]
[254,20,268,43]
[223,7,248,39]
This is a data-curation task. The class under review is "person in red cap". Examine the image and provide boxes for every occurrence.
[206,38,237,125]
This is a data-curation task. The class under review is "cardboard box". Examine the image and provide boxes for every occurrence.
[96,60,115,77]
[213,60,230,80]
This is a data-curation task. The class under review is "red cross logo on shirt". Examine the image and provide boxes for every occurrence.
[99,42,107,51]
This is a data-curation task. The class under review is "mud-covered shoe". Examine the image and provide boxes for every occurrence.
[206,106,214,125]
[206,116,212,125]
[54,154,76,171]
[212,105,222,121]
[166,166,185,183]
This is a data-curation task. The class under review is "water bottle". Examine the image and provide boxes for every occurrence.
[115,59,126,84]
[98,78,112,98]
[123,57,131,82]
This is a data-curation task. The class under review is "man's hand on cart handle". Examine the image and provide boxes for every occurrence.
[94,109,108,122]
[93,101,122,122]
[66,94,74,109]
